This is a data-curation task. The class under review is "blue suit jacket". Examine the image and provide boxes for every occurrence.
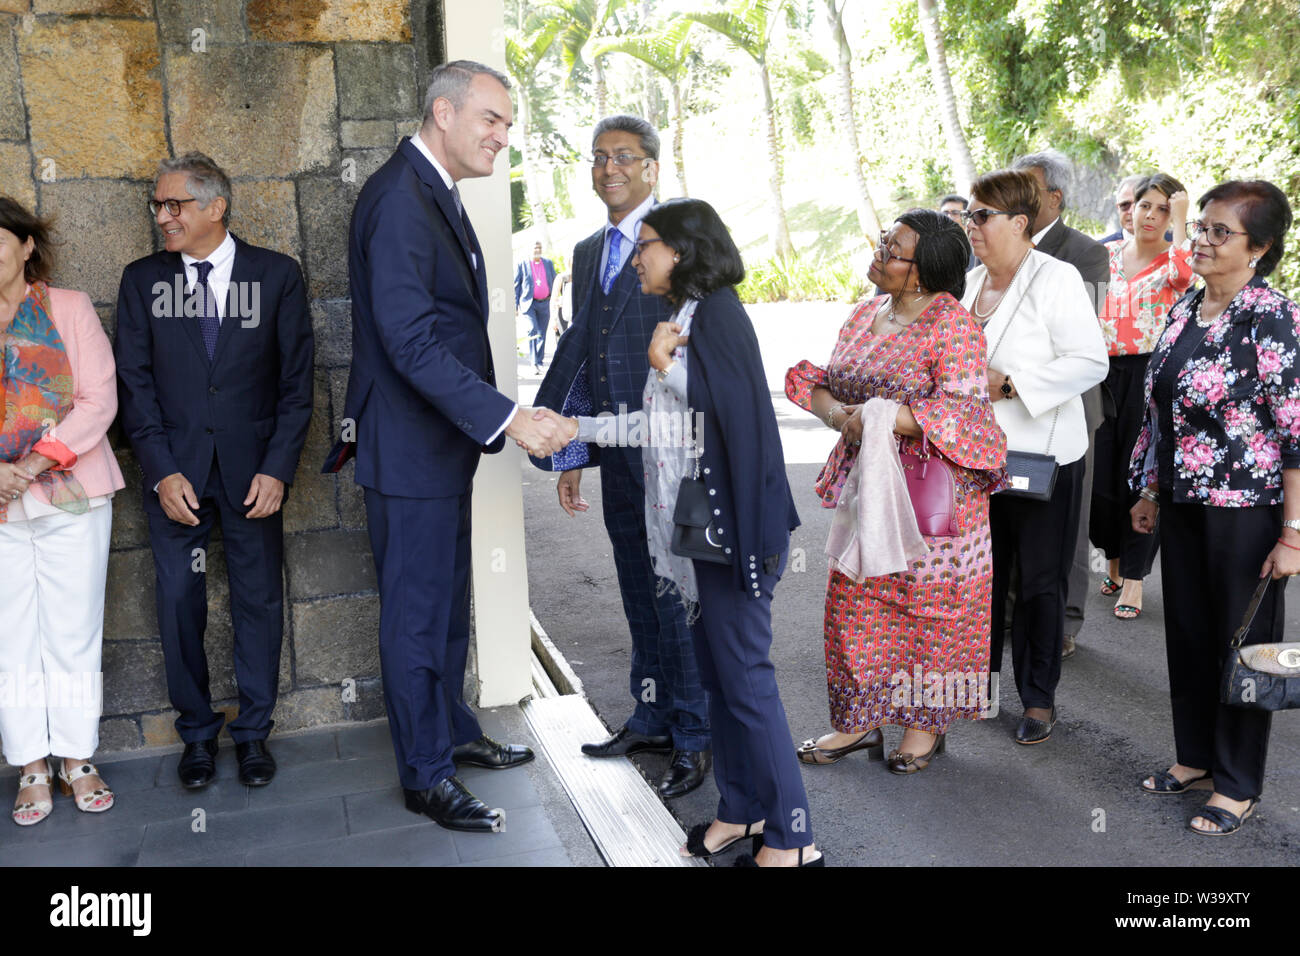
[336,138,515,498]
[514,257,556,311]
[531,219,673,476]
[114,234,314,513]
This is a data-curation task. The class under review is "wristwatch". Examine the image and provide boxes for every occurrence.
[1283,518,1300,534]
[1000,375,1013,399]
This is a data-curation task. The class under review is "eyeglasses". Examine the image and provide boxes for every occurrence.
[1117,200,1134,211]
[149,198,198,217]
[960,208,1014,227]
[1187,220,1249,246]
[876,232,916,264]
[590,153,648,169]
[633,238,665,255]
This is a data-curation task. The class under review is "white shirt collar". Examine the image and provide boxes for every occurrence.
[181,230,235,274]
[1031,217,1060,246]
[409,133,455,191]
[609,193,656,244]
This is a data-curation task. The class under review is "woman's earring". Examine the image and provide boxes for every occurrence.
[673,255,679,263]
[1249,256,1260,269]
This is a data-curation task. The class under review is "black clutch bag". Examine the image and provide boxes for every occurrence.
[1000,450,1059,501]
[1221,577,1300,711]
[670,472,730,565]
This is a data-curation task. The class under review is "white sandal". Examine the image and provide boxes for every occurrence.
[57,761,114,813]
[12,765,54,826]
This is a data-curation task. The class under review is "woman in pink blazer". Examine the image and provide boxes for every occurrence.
[0,197,126,826]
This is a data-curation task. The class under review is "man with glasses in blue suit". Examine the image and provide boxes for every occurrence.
[531,115,711,799]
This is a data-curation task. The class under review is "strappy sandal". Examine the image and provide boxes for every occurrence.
[1099,575,1124,596]
[682,821,763,859]
[1189,798,1259,836]
[733,845,825,867]
[1114,604,1142,620]
[1140,769,1212,795]
[12,765,53,826]
[796,728,884,765]
[57,761,114,813]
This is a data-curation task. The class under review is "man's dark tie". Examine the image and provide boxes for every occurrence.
[451,183,479,262]
[192,260,220,361]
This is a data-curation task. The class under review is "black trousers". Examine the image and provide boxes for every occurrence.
[148,460,285,744]
[1090,355,1160,580]
[990,457,1084,710]
[1159,498,1281,800]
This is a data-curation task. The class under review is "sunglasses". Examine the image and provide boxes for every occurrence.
[960,208,1014,227]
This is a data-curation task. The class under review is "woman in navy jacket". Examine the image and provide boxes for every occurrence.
[552,198,816,866]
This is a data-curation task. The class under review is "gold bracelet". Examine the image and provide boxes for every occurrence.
[825,403,845,429]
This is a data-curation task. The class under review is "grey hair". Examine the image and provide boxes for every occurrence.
[592,114,660,160]
[155,151,232,226]
[421,60,511,120]
[1115,173,1146,199]
[1012,149,1073,208]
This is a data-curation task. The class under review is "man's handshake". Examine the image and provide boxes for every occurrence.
[505,406,579,458]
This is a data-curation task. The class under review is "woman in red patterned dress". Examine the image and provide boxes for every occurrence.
[1090,173,1191,620]
[786,209,1006,774]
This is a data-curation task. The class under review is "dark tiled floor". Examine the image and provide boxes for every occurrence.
[1,710,576,867]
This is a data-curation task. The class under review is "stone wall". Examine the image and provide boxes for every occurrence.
[0,0,446,751]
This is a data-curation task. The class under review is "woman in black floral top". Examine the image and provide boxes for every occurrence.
[1129,180,1298,836]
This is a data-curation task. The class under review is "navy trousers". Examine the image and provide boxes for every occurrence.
[599,455,710,751]
[365,488,483,790]
[525,298,550,366]
[147,460,284,744]
[691,553,812,850]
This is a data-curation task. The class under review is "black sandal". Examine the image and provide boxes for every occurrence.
[683,821,762,859]
[1189,798,1259,836]
[1140,769,1212,795]
[1099,575,1123,596]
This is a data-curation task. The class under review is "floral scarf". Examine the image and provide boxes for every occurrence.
[0,281,87,522]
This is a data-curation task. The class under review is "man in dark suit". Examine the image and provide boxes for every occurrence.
[938,193,977,270]
[532,115,711,798]
[1012,151,1110,660]
[115,152,314,789]
[337,61,563,833]
[515,241,556,375]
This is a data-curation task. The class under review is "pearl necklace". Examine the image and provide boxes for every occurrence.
[972,247,1033,322]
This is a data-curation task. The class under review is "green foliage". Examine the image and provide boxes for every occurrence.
[737,250,871,303]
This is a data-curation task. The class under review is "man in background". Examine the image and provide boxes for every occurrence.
[515,241,556,375]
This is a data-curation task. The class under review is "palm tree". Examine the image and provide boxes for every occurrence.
[541,0,630,119]
[686,0,795,260]
[824,0,880,241]
[917,0,976,196]
[504,19,564,248]
[593,20,697,196]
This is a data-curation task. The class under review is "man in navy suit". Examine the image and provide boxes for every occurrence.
[532,115,711,798]
[338,61,565,832]
[115,152,314,789]
[514,241,556,375]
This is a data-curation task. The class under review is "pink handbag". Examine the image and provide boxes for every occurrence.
[898,435,959,536]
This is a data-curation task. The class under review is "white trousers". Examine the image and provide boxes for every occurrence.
[0,502,112,766]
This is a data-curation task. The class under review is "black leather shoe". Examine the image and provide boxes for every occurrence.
[1015,707,1057,745]
[581,726,673,757]
[453,734,535,770]
[177,739,218,789]
[657,749,710,798]
[235,739,276,786]
[405,776,505,833]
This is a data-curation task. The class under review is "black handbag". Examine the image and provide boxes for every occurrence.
[1221,576,1300,710]
[671,463,730,565]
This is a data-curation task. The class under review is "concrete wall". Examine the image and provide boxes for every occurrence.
[0,0,448,751]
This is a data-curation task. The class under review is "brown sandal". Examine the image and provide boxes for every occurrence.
[796,728,884,765]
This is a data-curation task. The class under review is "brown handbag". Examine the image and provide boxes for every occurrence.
[898,435,959,537]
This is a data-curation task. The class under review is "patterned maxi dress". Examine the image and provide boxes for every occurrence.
[786,293,1007,734]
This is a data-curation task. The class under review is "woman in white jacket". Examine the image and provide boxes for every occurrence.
[960,169,1108,744]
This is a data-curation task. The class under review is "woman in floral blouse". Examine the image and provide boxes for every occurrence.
[1129,180,1298,836]
[1091,173,1191,620]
